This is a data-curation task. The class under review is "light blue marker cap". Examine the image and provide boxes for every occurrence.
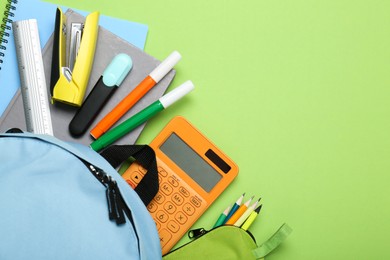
[102,53,133,87]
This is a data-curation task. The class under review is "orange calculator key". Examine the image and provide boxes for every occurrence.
[130,171,143,184]
[155,221,161,230]
[159,229,172,248]
[172,193,184,206]
[161,183,173,195]
[147,201,158,213]
[163,202,176,214]
[179,186,190,197]
[167,176,179,187]
[182,203,195,216]
[190,196,201,208]
[154,193,165,204]
[125,179,136,189]
[138,165,147,174]
[174,211,187,225]
[156,210,169,223]
[158,167,168,177]
[167,220,180,233]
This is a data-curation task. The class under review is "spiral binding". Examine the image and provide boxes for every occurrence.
[0,0,18,70]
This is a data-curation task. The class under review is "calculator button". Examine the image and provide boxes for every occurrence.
[154,193,165,204]
[138,165,147,174]
[125,179,136,189]
[155,221,161,230]
[167,176,179,187]
[167,220,180,233]
[172,193,184,206]
[179,186,190,197]
[147,201,158,213]
[163,201,176,214]
[159,229,172,247]
[183,203,195,216]
[156,210,169,223]
[190,196,201,208]
[161,182,173,195]
[158,167,168,177]
[130,171,143,184]
[175,211,187,224]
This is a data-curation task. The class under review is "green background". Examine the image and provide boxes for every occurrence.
[52,0,390,258]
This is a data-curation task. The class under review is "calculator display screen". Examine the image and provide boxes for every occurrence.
[160,133,222,192]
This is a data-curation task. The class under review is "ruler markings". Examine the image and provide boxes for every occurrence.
[13,19,53,135]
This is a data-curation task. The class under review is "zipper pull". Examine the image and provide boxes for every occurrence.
[106,177,117,221]
[112,181,126,225]
[188,228,208,239]
[105,177,126,225]
[82,161,128,225]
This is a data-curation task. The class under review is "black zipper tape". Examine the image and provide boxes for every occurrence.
[188,225,256,242]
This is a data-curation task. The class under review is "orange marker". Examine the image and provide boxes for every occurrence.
[225,196,254,225]
[90,51,182,139]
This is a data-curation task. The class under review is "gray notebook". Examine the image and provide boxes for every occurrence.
[0,9,175,145]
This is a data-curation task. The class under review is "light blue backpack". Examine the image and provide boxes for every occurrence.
[0,131,161,260]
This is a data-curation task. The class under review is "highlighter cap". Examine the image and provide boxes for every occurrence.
[102,53,133,87]
[159,80,194,108]
[149,51,181,83]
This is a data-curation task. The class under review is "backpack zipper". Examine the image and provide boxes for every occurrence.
[83,161,134,226]
[0,134,141,253]
[82,160,141,254]
[87,163,126,224]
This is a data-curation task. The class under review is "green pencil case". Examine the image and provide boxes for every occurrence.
[163,223,292,260]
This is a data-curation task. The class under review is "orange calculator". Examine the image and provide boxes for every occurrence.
[121,116,239,254]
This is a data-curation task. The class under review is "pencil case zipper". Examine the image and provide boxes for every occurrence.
[188,225,256,242]
[163,225,257,256]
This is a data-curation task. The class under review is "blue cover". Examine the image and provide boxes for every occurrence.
[0,132,161,260]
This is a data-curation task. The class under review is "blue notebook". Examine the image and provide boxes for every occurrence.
[0,0,148,116]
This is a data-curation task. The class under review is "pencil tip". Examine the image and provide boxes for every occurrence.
[224,205,231,214]
[255,204,263,213]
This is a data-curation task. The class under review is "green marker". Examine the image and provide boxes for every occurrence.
[90,80,194,151]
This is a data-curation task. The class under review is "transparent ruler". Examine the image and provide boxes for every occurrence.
[13,19,53,135]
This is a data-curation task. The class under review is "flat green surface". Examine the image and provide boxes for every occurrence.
[51,0,390,258]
